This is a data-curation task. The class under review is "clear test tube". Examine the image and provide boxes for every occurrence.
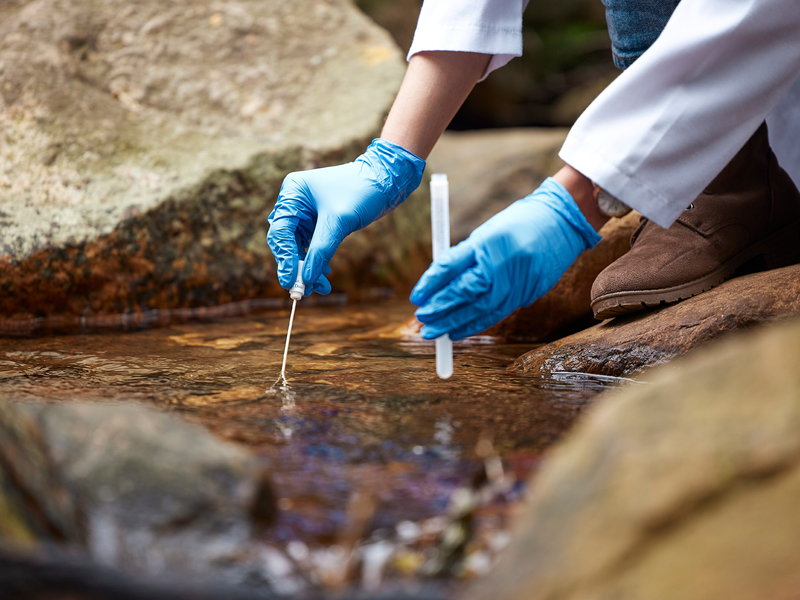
[430,173,453,379]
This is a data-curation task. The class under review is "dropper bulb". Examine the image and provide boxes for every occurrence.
[289,259,306,300]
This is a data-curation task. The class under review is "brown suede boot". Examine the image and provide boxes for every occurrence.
[591,122,800,320]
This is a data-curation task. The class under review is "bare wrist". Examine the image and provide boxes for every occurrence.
[553,165,609,231]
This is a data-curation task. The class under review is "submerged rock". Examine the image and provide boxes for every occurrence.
[0,403,82,547]
[0,0,420,326]
[469,315,800,600]
[2,400,275,585]
[17,401,275,578]
[514,264,800,376]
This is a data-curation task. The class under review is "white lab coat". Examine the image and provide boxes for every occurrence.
[408,0,800,227]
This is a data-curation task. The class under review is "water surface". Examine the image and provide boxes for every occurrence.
[0,300,618,587]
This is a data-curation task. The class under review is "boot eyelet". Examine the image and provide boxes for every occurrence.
[686,203,695,211]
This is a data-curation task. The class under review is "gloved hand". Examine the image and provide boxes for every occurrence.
[267,138,426,295]
[410,177,602,340]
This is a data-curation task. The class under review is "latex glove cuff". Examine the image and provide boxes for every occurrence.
[364,138,426,219]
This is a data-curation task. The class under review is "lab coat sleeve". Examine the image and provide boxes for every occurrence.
[559,0,800,227]
[408,0,529,80]
[766,76,800,189]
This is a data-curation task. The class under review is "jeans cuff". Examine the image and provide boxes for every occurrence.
[612,52,638,70]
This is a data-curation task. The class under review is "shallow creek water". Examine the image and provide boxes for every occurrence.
[0,300,620,590]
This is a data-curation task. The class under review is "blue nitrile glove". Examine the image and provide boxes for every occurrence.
[267,138,426,295]
[410,178,602,340]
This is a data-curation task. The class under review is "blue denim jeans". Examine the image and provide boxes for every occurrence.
[602,0,681,69]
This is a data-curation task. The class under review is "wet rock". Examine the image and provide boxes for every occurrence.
[487,211,640,342]
[513,264,800,376]
[0,403,82,547]
[17,401,276,579]
[469,315,800,600]
[0,0,418,326]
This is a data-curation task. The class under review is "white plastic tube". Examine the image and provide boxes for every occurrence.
[289,259,306,300]
[430,174,453,379]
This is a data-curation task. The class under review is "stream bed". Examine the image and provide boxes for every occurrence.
[0,300,620,593]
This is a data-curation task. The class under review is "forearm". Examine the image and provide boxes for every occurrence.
[381,51,491,160]
[380,51,606,233]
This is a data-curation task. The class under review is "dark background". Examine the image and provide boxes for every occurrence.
[355,0,617,129]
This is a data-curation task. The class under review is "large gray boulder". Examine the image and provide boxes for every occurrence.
[469,316,800,600]
[0,0,418,325]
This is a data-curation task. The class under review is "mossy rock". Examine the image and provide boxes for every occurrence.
[0,0,425,327]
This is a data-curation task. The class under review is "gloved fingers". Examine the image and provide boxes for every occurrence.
[309,274,332,296]
[419,292,491,340]
[410,241,475,306]
[266,216,302,289]
[303,214,348,286]
[446,310,508,341]
[306,265,332,296]
[414,266,491,323]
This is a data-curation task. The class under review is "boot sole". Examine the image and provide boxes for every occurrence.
[591,218,800,320]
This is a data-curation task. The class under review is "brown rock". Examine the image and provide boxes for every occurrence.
[469,315,800,600]
[513,264,800,377]
[487,211,641,342]
[0,0,418,327]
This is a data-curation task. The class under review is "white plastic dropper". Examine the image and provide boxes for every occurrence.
[430,174,453,379]
[279,259,306,381]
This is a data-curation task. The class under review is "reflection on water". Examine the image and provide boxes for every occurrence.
[0,300,621,588]
[268,378,299,439]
